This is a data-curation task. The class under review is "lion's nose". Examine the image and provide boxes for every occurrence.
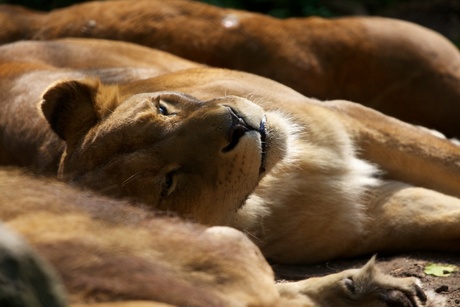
[222,107,252,153]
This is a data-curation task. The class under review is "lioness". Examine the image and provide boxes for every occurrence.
[1,38,460,262]
[2,0,460,136]
[40,72,460,264]
[0,39,459,305]
[0,167,441,306]
[0,167,277,306]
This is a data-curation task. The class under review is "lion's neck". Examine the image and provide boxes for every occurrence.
[230,113,380,262]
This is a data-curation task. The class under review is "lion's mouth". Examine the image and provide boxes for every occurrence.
[258,115,267,174]
[222,108,268,174]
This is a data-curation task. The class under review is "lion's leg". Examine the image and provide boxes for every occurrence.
[323,99,460,199]
[276,256,445,307]
[356,181,460,254]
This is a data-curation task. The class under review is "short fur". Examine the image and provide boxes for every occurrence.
[0,39,458,306]
[3,0,460,136]
[1,168,443,306]
[0,168,276,306]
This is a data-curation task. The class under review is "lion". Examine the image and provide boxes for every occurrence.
[0,167,442,307]
[2,0,460,136]
[0,38,458,305]
[39,71,460,264]
[0,167,277,306]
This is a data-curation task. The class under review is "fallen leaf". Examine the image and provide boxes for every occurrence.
[424,263,457,277]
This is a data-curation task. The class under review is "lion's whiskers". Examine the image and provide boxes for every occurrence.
[120,172,148,188]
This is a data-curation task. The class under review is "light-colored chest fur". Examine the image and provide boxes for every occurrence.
[231,110,380,263]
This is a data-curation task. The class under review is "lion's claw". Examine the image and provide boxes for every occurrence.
[277,256,445,307]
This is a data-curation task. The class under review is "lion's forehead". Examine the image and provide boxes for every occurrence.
[89,119,165,146]
[120,91,204,110]
[77,116,173,169]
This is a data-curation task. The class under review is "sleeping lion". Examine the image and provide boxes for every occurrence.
[3,0,460,137]
[0,167,440,306]
[1,39,459,305]
[41,71,460,263]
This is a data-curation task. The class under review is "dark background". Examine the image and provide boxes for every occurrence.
[1,0,459,45]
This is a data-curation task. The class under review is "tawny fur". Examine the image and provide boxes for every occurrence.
[0,168,277,306]
[2,0,460,136]
[0,168,444,306]
[0,39,457,306]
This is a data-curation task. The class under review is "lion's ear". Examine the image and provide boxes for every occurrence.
[41,78,117,142]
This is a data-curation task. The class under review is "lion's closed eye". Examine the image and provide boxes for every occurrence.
[161,170,178,198]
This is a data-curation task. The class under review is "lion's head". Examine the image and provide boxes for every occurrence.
[41,78,289,225]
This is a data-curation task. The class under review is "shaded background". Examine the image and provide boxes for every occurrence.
[1,0,459,45]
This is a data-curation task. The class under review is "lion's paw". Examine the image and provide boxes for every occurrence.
[277,256,446,307]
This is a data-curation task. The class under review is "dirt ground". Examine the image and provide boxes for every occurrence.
[273,251,460,305]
